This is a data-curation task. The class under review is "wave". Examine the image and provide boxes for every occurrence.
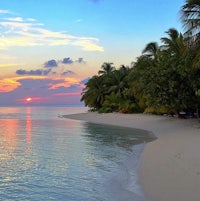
[107,143,148,201]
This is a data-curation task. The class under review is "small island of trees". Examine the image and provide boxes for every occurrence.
[81,0,200,117]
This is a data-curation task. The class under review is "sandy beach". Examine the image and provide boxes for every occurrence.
[64,112,200,201]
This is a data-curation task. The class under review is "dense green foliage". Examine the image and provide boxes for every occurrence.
[81,0,200,116]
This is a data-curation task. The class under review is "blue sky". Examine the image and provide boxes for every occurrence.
[0,0,185,106]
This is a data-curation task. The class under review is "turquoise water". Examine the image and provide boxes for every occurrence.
[0,107,153,201]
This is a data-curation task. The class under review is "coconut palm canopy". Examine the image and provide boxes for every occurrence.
[181,0,200,38]
[81,1,200,116]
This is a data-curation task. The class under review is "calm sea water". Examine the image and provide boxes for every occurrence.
[0,106,153,201]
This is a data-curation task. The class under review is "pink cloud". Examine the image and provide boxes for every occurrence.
[0,77,84,106]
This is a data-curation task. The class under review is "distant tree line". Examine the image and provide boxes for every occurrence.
[81,0,200,117]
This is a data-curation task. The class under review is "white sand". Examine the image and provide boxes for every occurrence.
[63,112,200,201]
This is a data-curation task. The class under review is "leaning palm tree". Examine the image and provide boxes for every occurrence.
[98,62,115,75]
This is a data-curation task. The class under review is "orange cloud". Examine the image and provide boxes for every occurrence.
[0,78,21,92]
[0,76,46,92]
[0,75,83,93]
[0,75,85,105]
[48,77,81,90]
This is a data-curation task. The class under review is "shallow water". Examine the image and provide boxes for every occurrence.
[0,107,154,201]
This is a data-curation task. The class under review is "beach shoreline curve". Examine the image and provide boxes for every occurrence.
[63,112,200,201]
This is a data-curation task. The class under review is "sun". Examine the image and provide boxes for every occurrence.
[26,97,32,102]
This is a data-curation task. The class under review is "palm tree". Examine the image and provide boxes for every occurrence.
[81,75,106,109]
[119,65,131,74]
[180,1,200,68]
[102,92,122,112]
[142,42,160,60]
[98,62,115,75]
[161,28,188,58]
[180,0,200,39]
[105,67,130,98]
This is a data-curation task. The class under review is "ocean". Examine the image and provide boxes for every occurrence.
[0,106,153,201]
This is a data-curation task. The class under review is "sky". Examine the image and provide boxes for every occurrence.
[0,0,185,106]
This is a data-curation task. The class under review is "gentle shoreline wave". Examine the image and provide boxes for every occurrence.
[108,144,148,201]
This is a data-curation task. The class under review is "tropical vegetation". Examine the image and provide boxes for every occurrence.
[81,0,200,117]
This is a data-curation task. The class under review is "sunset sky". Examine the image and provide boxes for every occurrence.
[0,0,184,106]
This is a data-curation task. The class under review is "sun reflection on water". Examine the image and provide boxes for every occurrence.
[0,118,19,160]
[26,107,32,146]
